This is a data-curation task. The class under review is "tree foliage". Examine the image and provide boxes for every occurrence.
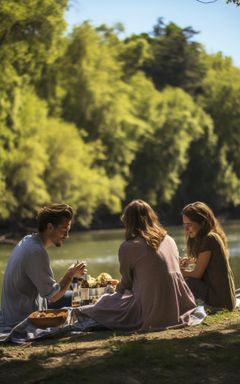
[55,23,149,179]
[226,0,240,5]
[199,54,240,206]
[142,19,207,96]
[0,4,124,226]
[0,0,240,228]
[127,87,213,206]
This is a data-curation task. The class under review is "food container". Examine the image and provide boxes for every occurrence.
[184,263,196,272]
[28,309,68,329]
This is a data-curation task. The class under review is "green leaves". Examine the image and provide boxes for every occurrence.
[0,2,240,226]
[127,87,213,206]
[226,0,240,6]
[41,118,124,226]
[199,54,240,207]
[142,20,207,96]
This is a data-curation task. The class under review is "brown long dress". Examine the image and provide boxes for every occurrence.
[80,235,196,331]
[186,233,236,310]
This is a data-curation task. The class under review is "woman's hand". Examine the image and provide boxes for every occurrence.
[181,251,211,279]
[180,257,189,268]
[180,257,195,268]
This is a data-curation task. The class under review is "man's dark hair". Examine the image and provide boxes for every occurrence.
[37,203,73,232]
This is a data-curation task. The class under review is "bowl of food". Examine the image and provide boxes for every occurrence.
[28,309,68,329]
[96,272,113,286]
[109,279,119,287]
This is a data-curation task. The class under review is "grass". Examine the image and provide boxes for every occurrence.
[0,309,240,384]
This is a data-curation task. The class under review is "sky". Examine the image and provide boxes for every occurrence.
[65,0,240,67]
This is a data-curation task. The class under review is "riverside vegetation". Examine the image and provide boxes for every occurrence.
[1,1,240,234]
[0,309,240,384]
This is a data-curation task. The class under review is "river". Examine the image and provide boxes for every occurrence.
[0,222,239,300]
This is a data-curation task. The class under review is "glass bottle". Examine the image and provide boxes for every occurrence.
[81,273,90,305]
[71,278,81,307]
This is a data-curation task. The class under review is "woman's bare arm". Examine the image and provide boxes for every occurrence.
[181,251,211,279]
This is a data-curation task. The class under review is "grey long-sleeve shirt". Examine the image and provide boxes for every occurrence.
[1,234,60,326]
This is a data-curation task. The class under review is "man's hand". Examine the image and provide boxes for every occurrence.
[68,261,87,279]
[49,261,87,303]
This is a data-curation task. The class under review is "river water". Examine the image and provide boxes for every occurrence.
[0,222,239,298]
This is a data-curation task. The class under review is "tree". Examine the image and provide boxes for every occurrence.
[41,119,124,227]
[197,53,240,207]
[0,0,69,222]
[57,23,149,179]
[196,0,239,5]
[142,19,207,97]
[119,35,152,79]
[170,53,240,213]
[0,0,67,82]
[127,87,213,207]
[1,87,50,220]
[0,85,124,226]
[226,0,239,5]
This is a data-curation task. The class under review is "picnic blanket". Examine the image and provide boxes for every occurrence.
[0,305,207,344]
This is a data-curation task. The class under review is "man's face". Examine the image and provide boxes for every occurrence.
[49,219,71,247]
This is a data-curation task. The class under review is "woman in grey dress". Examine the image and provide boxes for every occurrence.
[80,199,196,331]
[181,201,236,310]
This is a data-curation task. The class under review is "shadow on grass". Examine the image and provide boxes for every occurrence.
[1,324,240,384]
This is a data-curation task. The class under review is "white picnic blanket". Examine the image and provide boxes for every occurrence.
[0,307,102,343]
[0,304,207,344]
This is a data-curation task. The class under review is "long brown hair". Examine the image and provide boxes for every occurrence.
[121,199,166,250]
[182,201,228,258]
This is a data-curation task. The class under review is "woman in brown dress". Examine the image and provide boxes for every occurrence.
[181,201,236,310]
[80,199,197,331]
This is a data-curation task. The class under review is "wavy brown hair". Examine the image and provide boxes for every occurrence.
[182,201,228,258]
[121,200,167,250]
[37,203,73,232]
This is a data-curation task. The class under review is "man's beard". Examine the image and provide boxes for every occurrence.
[55,241,63,247]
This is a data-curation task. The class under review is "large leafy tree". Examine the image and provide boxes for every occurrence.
[0,3,124,226]
[127,87,213,207]
[57,23,148,178]
[41,119,124,227]
[176,53,240,213]
[1,86,124,226]
[2,89,50,220]
[119,34,152,79]
[0,0,67,78]
[0,0,67,114]
[0,0,68,220]
[1,0,239,227]
[142,19,207,97]
[226,0,239,5]
[198,53,240,207]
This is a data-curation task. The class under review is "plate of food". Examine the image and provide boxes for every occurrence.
[96,272,119,287]
[28,309,68,329]
[180,257,196,272]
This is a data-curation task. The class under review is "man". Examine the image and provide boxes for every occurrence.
[1,203,85,326]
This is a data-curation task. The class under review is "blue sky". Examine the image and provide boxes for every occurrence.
[65,0,240,67]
